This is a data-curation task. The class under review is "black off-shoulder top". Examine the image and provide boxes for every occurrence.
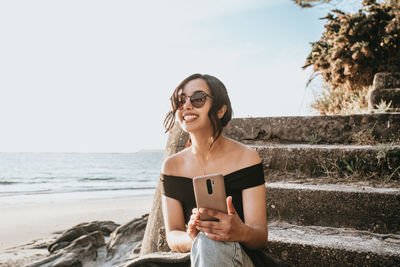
[160,162,280,267]
[160,162,265,224]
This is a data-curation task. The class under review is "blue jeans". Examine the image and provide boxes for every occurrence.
[190,231,255,267]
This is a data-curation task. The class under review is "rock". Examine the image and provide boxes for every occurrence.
[53,231,105,266]
[157,226,170,252]
[0,235,58,267]
[370,88,400,110]
[369,72,400,111]
[107,213,149,260]
[48,221,119,253]
[373,72,400,91]
[132,242,142,254]
[27,231,105,267]
[27,215,150,267]
[122,251,191,267]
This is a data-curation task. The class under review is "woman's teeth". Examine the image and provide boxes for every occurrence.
[184,115,198,121]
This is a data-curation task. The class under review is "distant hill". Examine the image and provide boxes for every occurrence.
[137,149,164,153]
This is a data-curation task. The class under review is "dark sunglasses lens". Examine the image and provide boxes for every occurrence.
[177,95,186,109]
[191,92,206,108]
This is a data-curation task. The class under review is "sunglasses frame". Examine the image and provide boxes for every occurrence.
[176,90,213,109]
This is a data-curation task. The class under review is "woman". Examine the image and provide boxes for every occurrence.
[160,73,268,267]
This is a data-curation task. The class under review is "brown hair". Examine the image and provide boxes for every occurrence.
[163,73,233,146]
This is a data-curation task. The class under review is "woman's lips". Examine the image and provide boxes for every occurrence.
[183,114,199,122]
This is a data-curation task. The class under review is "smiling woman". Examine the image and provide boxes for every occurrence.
[160,74,273,267]
[164,74,233,149]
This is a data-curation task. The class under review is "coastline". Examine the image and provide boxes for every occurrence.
[0,196,153,264]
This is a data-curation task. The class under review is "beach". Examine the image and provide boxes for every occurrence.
[0,196,154,265]
[0,152,162,265]
[1,196,153,250]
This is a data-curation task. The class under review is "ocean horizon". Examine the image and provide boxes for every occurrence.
[0,151,164,204]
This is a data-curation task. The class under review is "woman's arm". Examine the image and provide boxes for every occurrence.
[161,195,193,252]
[241,184,268,249]
[161,155,198,253]
[239,148,268,249]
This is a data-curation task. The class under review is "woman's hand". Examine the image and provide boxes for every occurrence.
[187,208,200,240]
[195,196,248,242]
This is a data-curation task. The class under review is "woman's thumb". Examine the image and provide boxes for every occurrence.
[226,196,236,215]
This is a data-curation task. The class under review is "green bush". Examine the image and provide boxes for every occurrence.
[303,0,400,92]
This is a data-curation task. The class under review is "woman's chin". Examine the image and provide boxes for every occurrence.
[180,122,201,133]
[181,125,195,133]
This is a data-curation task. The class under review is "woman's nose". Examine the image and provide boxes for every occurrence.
[182,96,193,109]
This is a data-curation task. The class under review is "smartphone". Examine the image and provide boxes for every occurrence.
[193,173,227,221]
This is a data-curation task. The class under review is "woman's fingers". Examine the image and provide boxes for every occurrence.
[188,216,199,229]
[188,212,200,238]
[203,232,224,241]
[198,208,226,220]
[196,225,221,233]
[196,220,223,230]
[196,219,227,235]
[190,213,199,222]
[197,224,235,242]
[190,208,200,222]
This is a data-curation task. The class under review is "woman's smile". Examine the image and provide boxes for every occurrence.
[183,113,199,123]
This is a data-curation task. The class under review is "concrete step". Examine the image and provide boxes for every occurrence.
[252,144,400,183]
[266,221,400,266]
[224,113,400,145]
[373,72,400,90]
[370,88,400,110]
[265,182,400,234]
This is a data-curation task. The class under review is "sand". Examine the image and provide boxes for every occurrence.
[0,196,154,251]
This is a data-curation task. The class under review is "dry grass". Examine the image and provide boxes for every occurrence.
[311,83,396,115]
[349,124,377,145]
[311,84,371,115]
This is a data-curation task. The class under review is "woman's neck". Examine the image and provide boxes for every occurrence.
[189,130,224,163]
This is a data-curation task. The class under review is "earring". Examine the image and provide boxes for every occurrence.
[208,136,214,144]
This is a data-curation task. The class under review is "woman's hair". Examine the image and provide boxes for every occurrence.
[163,73,233,146]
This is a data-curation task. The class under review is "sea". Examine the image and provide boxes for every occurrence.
[0,151,164,205]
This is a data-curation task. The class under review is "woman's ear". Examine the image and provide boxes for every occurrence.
[217,105,227,119]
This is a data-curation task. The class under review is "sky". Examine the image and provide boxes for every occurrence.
[0,0,362,153]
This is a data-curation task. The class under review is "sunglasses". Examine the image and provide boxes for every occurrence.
[176,90,213,109]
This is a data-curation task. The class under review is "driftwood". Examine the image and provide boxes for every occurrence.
[28,231,106,267]
[107,214,148,260]
[48,221,119,253]
[27,214,150,267]
[140,124,188,255]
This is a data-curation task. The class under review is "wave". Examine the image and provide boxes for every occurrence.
[73,186,155,192]
[79,177,117,181]
[1,180,48,185]
[0,181,17,185]
[0,186,156,197]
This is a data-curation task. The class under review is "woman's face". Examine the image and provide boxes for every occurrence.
[176,78,213,134]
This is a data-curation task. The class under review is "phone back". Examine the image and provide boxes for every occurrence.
[193,173,227,221]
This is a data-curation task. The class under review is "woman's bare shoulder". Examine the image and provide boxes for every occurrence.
[161,149,190,175]
[224,137,261,166]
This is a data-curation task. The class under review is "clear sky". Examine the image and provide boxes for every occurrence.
[0,0,361,153]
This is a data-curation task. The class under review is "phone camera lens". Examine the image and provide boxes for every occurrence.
[206,179,213,194]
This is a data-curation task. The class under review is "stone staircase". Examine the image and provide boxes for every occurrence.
[224,113,400,266]
[369,73,400,112]
[141,113,400,266]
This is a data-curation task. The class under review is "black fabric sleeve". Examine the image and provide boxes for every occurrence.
[160,174,194,203]
[227,163,265,191]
